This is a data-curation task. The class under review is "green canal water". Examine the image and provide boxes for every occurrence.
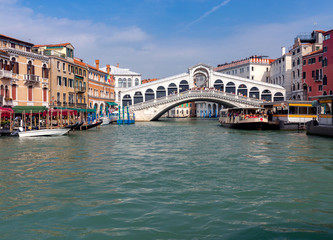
[0,119,333,239]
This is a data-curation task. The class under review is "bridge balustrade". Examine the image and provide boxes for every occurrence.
[129,89,263,111]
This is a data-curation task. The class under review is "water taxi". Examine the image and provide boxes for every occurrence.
[219,107,279,130]
[18,128,70,137]
[264,101,317,130]
[306,95,333,137]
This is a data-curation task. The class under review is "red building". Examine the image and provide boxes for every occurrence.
[323,29,333,96]
[303,49,323,99]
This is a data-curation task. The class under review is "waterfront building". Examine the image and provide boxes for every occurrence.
[87,60,116,116]
[270,47,292,99]
[100,64,141,105]
[195,102,220,118]
[302,49,324,99]
[33,43,88,110]
[322,29,333,96]
[168,102,196,118]
[0,49,11,106]
[214,55,274,82]
[289,30,324,100]
[0,34,49,107]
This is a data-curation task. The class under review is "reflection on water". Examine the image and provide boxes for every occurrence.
[0,119,332,239]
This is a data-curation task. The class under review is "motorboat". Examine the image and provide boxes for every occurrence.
[100,117,111,125]
[18,128,70,137]
[219,107,279,130]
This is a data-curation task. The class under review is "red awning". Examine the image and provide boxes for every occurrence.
[42,109,78,117]
[0,107,14,118]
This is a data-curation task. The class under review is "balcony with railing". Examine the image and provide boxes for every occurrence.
[0,69,12,79]
[24,74,40,83]
[74,85,86,93]
[76,103,87,108]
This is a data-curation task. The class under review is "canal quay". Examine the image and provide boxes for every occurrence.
[0,119,332,239]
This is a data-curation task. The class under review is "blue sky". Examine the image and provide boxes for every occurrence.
[1,0,333,78]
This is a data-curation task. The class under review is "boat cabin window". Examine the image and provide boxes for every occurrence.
[320,102,332,115]
[275,108,288,115]
[289,106,316,115]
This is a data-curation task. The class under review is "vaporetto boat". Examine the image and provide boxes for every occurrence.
[219,107,279,130]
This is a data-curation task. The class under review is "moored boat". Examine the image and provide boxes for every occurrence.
[219,107,279,130]
[263,101,317,130]
[76,120,103,130]
[306,95,333,137]
[18,128,70,137]
[100,117,111,125]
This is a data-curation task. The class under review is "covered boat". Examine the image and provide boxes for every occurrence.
[219,107,279,130]
[306,96,333,137]
[18,128,70,137]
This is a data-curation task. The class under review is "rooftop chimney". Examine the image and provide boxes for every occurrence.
[281,47,286,56]
[116,63,119,68]
[95,59,100,70]
[106,64,110,75]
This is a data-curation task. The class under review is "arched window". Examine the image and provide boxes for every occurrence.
[118,78,123,88]
[122,94,132,106]
[127,78,132,87]
[249,87,259,99]
[135,78,139,86]
[179,80,189,92]
[273,92,284,101]
[123,78,127,88]
[213,79,223,91]
[134,91,143,104]
[4,85,9,98]
[261,89,272,101]
[11,57,19,74]
[225,82,236,94]
[42,64,48,78]
[237,84,248,96]
[168,83,177,95]
[145,88,154,101]
[156,86,166,98]
[27,61,34,75]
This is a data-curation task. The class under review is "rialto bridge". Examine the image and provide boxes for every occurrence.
[119,64,286,121]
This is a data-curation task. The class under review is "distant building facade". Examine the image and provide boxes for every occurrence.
[214,55,274,82]
[289,30,324,100]
[270,47,292,99]
[100,64,141,104]
[322,30,333,96]
[87,61,115,116]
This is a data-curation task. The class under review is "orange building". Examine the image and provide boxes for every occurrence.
[87,60,115,117]
[0,34,49,107]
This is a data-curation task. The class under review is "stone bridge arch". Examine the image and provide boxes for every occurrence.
[130,90,263,121]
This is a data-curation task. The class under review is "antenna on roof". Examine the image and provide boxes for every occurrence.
[313,22,317,30]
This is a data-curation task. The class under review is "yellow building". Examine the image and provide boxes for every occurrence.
[33,43,88,110]
[0,34,49,107]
